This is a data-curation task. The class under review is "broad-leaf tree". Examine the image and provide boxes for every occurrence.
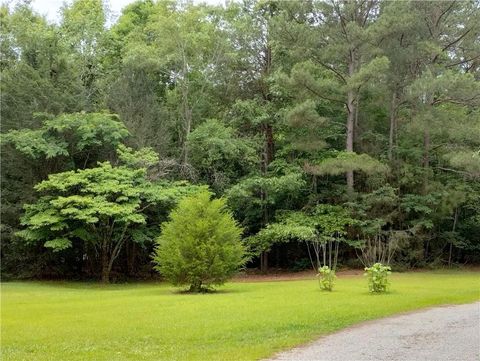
[18,161,201,283]
[251,205,355,271]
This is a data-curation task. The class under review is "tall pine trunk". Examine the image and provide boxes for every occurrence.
[259,44,274,274]
[423,129,430,194]
[346,93,355,192]
[346,52,356,193]
[388,91,397,162]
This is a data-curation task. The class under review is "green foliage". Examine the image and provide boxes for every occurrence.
[251,204,356,255]
[317,265,336,291]
[286,100,328,152]
[445,151,480,179]
[364,263,392,293]
[187,119,258,190]
[305,152,389,177]
[0,4,84,131]
[18,162,147,246]
[226,169,307,234]
[116,144,159,169]
[2,112,129,161]
[1,129,68,159]
[60,0,106,110]
[17,160,200,282]
[2,0,480,279]
[153,191,245,292]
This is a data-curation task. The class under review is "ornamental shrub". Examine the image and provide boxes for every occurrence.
[153,191,245,292]
[364,263,391,293]
[317,266,336,291]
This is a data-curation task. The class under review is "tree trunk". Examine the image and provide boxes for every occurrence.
[353,97,360,152]
[423,129,430,194]
[346,54,356,193]
[260,251,269,273]
[258,125,274,276]
[448,208,458,267]
[346,93,355,193]
[425,237,430,260]
[181,95,192,165]
[261,43,274,173]
[388,91,397,162]
[258,41,274,274]
[180,48,192,166]
[448,239,453,267]
[264,124,274,167]
[126,240,136,277]
[101,246,110,284]
[189,280,202,293]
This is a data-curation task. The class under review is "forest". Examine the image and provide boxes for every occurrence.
[1,0,479,282]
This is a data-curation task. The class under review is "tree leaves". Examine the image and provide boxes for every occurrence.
[18,161,202,252]
[305,151,389,176]
[250,204,356,254]
[2,112,129,163]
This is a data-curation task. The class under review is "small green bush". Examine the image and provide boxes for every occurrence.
[152,191,245,292]
[364,263,391,293]
[317,266,336,291]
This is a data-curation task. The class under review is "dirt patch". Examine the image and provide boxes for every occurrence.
[232,266,480,283]
[232,269,364,282]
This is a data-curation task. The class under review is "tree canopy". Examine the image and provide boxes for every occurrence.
[1,0,479,280]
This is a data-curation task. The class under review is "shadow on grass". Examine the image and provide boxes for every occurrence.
[5,280,251,298]
[170,287,247,295]
[6,280,166,292]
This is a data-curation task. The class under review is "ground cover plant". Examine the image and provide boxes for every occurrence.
[2,271,479,361]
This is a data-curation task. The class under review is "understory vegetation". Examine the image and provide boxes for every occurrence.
[1,0,479,282]
[2,272,479,361]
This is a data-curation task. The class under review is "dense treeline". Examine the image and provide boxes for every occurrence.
[1,0,479,281]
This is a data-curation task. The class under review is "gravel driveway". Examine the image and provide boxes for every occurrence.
[267,302,480,361]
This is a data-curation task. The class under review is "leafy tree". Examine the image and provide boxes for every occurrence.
[226,165,306,271]
[251,204,356,271]
[104,0,172,156]
[305,151,389,183]
[1,111,131,278]
[60,0,106,110]
[274,0,390,192]
[0,3,84,132]
[224,1,282,173]
[187,119,258,191]
[153,191,245,292]
[17,161,200,283]
[1,112,129,180]
[2,0,480,279]
[145,2,232,167]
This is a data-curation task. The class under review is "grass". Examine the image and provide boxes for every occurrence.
[1,271,479,361]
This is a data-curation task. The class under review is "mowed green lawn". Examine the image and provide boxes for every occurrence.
[2,271,479,361]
